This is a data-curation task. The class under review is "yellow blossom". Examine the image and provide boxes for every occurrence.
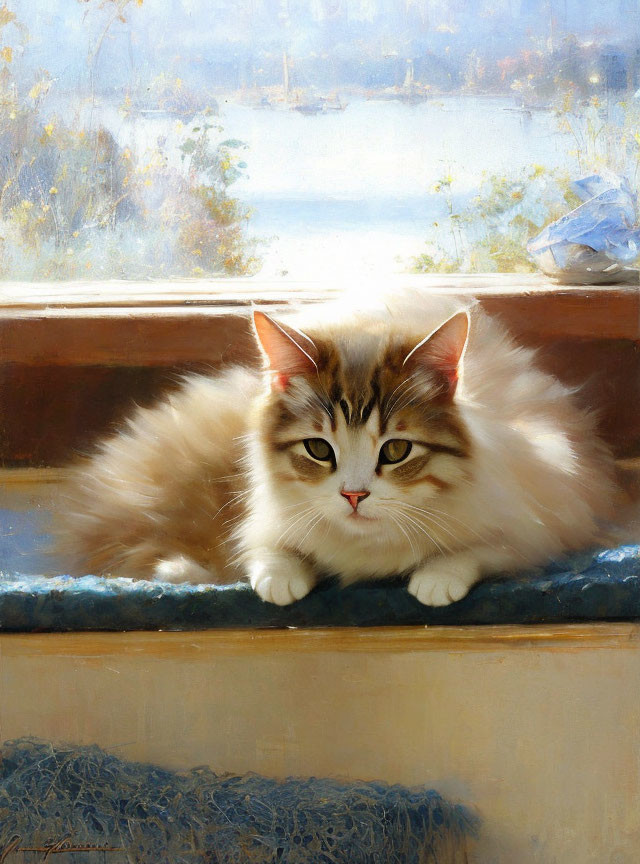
[0,7,16,27]
[1,46,12,63]
[49,186,58,195]
[44,123,54,137]
[21,200,33,209]
[29,80,49,100]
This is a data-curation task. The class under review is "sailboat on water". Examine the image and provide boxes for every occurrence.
[396,59,430,104]
[254,50,347,114]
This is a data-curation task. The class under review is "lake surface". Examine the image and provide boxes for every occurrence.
[222,96,577,278]
[92,95,580,278]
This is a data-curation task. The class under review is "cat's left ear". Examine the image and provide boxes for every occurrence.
[253,310,318,391]
[403,310,469,398]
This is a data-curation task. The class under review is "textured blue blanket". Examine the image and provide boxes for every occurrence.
[0,545,639,631]
[0,738,477,864]
[1,501,639,630]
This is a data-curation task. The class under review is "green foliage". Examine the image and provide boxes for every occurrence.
[411,165,582,274]
[173,126,259,275]
[0,3,258,280]
[411,81,640,274]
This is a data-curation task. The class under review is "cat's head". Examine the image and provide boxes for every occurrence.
[252,308,471,543]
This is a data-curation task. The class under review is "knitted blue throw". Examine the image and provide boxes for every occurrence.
[0,738,477,864]
[1,504,639,630]
[0,545,638,631]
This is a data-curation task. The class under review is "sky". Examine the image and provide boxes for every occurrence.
[0,0,630,279]
[6,0,637,97]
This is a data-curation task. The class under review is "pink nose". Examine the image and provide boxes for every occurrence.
[341,490,370,511]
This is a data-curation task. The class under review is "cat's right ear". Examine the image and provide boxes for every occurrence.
[253,311,317,391]
[402,310,469,398]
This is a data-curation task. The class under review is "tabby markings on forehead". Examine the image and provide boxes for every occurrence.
[269,390,333,441]
[339,398,351,425]
[335,392,378,427]
[381,372,443,423]
[361,393,377,424]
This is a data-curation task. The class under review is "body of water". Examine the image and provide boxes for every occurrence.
[222,96,578,278]
[87,95,579,278]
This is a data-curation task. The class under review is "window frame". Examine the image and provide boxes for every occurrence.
[1,275,638,368]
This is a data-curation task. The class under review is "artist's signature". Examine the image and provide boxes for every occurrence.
[0,835,124,862]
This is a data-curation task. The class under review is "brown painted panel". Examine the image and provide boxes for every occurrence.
[1,286,638,368]
[1,285,639,465]
[2,627,639,863]
[0,365,185,466]
[2,338,638,466]
[0,310,260,367]
[478,288,640,342]
[534,338,640,458]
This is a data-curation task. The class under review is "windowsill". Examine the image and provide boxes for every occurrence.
[1,272,638,308]
[1,274,639,369]
[1,276,638,633]
[0,272,619,306]
[2,544,640,633]
[1,466,639,633]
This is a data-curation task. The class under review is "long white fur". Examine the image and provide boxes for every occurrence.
[63,288,616,608]
[239,289,615,605]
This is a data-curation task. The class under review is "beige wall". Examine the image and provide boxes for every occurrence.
[1,625,638,863]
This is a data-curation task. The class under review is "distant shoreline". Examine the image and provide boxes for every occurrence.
[217,86,554,112]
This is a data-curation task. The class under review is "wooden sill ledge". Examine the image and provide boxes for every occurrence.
[1,275,638,465]
[2,624,639,656]
[1,275,638,366]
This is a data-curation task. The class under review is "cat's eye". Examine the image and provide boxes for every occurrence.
[379,439,412,464]
[303,438,334,462]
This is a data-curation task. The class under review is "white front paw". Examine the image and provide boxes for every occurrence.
[408,556,480,607]
[248,551,315,606]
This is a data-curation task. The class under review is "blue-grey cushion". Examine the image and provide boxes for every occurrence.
[0,737,477,864]
[0,545,638,631]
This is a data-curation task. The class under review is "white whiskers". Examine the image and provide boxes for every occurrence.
[386,510,418,560]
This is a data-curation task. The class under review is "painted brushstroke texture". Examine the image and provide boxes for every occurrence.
[1,2,639,278]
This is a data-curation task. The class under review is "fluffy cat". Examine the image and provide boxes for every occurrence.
[61,291,616,606]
